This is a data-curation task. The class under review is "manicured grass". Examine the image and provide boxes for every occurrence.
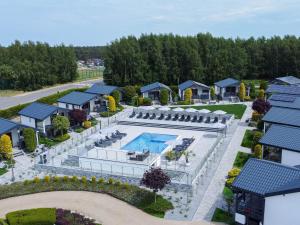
[233,151,252,168]
[241,129,254,148]
[0,168,8,176]
[6,208,56,225]
[77,69,103,81]
[0,177,173,218]
[211,208,234,225]
[223,187,234,200]
[186,104,247,119]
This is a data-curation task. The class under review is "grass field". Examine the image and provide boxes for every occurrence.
[76,68,103,81]
[211,208,234,225]
[241,129,254,148]
[186,104,247,119]
[0,90,24,97]
[0,167,8,176]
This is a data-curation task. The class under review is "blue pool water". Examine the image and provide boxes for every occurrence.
[121,132,177,153]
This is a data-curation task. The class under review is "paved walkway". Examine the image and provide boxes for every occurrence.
[0,191,222,225]
[193,103,253,221]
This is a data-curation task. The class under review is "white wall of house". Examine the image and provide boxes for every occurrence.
[281,150,300,166]
[264,192,300,225]
[142,92,149,98]
[20,115,36,128]
[10,129,19,147]
[90,100,95,111]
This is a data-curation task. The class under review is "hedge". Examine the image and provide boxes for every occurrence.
[0,87,87,119]
[23,128,37,152]
[6,208,56,225]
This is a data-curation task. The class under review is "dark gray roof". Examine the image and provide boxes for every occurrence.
[178,80,209,91]
[232,158,300,197]
[260,124,300,152]
[85,84,119,95]
[214,78,240,88]
[19,102,59,120]
[0,118,19,135]
[262,106,300,127]
[266,84,300,96]
[140,82,171,93]
[268,94,300,110]
[275,76,300,85]
[57,91,97,105]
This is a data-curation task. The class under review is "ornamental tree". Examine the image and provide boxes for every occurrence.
[249,82,256,99]
[140,167,170,202]
[254,144,263,159]
[69,109,87,125]
[107,95,116,112]
[23,128,37,152]
[239,82,246,101]
[122,86,137,103]
[52,115,70,136]
[210,86,215,100]
[259,80,268,90]
[111,90,121,105]
[252,99,270,114]
[0,134,12,159]
[257,89,265,99]
[184,88,192,103]
[159,89,169,105]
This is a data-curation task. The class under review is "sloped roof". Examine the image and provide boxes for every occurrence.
[19,102,59,120]
[85,84,119,95]
[260,124,300,152]
[232,158,300,197]
[262,106,300,127]
[214,78,240,88]
[268,94,300,110]
[57,91,97,105]
[275,76,300,85]
[140,82,171,93]
[0,118,19,135]
[178,80,209,90]
[266,84,300,96]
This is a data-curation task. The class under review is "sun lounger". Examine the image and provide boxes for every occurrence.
[116,130,127,137]
[221,117,227,124]
[213,117,218,123]
[165,114,171,120]
[185,115,191,122]
[149,113,156,120]
[106,136,117,143]
[172,114,179,121]
[158,114,164,120]
[191,115,198,122]
[143,113,150,119]
[205,117,211,123]
[179,115,185,121]
[137,112,143,118]
[129,111,136,118]
[198,116,203,123]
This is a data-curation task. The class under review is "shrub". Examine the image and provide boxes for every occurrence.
[108,177,114,184]
[239,82,246,101]
[122,86,137,103]
[44,176,50,183]
[83,120,92,129]
[0,134,12,159]
[254,144,263,159]
[159,89,169,105]
[259,80,268,90]
[69,109,87,124]
[52,134,70,142]
[249,82,256,99]
[6,208,56,225]
[91,176,96,183]
[23,128,36,152]
[115,180,121,186]
[100,111,117,117]
[98,177,105,184]
[23,180,30,185]
[81,176,87,184]
[257,89,265,99]
[252,111,262,122]
[257,120,264,131]
[252,131,263,150]
[123,182,130,190]
[53,176,60,182]
[244,95,251,101]
[52,115,70,136]
[252,98,270,114]
[63,176,69,182]
[71,176,78,182]
[74,127,85,133]
[107,95,116,112]
[142,97,152,106]
[184,88,192,103]
[228,168,241,177]
[33,177,40,184]
[111,90,121,105]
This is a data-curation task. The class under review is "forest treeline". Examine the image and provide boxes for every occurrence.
[0,41,77,91]
[103,33,300,86]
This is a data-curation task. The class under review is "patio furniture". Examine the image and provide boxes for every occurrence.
[198,116,203,123]
[129,150,150,161]
[221,117,227,124]
[179,115,185,121]
[116,130,127,137]
[127,151,135,156]
[213,117,218,123]
[165,114,171,120]
[158,114,164,120]
[191,115,198,122]
[149,113,156,120]
[137,112,143,118]
[129,111,136,118]
[106,136,117,143]
[172,114,179,121]
[111,133,122,140]
[143,113,150,119]
[185,115,191,122]
[205,117,211,123]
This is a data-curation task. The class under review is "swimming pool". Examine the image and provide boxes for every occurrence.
[121,132,178,153]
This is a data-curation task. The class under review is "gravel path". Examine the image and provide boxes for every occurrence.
[0,191,219,225]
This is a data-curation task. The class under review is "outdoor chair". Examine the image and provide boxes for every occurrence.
[165,114,171,120]
[111,133,122,140]
[129,111,136,118]
[198,116,203,123]
[137,112,143,118]
[143,113,150,119]
[205,117,211,123]
[149,113,156,120]
[191,115,198,122]
[158,114,164,120]
[179,115,185,121]
[213,117,218,123]
[116,130,127,137]
[106,136,117,143]
[221,117,227,124]
[185,115,191,122]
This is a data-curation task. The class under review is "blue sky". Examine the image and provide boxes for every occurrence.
[0,0,299,46]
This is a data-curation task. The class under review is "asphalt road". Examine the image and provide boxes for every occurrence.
[0,79,103,110]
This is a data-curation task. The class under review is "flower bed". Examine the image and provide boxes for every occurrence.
[0,176,173,218]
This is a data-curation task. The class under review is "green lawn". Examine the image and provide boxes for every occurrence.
[186,104,247,119]
[211,208,234,225]
[0,168,8,176]
[233,151,252,168]
[241,129,254,148]
[76,69,103,81]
